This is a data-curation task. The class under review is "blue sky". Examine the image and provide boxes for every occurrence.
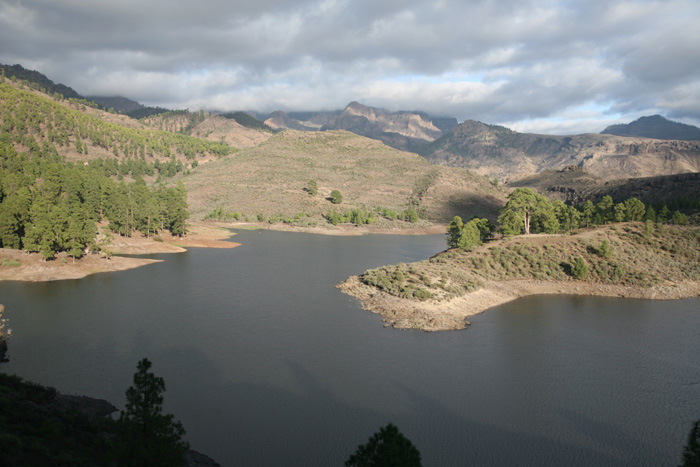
[1,0,699,134]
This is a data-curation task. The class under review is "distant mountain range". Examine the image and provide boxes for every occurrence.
[265,102,458,152]
[601,115,700,141]
[420,119,700,180]
[4,62,700,182]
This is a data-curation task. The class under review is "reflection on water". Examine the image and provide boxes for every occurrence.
[1,229,699,466]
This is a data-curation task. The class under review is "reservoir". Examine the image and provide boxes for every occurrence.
[1,229,699,466]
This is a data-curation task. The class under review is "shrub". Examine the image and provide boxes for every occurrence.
[597,240,613,258]
[402,208,418,223]
[330,190,343,204]
[571,256,589,280]
[307,180,318,196]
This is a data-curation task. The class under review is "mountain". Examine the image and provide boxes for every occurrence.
[420,120,700,181]
[265,110,321,131]
[264,102,458,152]
[320,102,456,152]
[601,115,700,141]
[264,110,342,131]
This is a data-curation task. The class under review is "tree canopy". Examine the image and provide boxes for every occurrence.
[346,423,422,467]
[498,187,559,235]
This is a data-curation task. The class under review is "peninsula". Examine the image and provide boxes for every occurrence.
[338,223,700,331]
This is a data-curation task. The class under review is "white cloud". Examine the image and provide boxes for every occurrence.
[0,0,698,133]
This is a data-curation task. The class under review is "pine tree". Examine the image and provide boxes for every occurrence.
[346,423,422,467]
[119,358,188,466]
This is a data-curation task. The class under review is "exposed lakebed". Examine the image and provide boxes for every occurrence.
[1,229,699,466]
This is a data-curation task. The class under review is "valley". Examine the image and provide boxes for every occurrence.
[1,63,700,467]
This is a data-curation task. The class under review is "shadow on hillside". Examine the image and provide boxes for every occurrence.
[445,192,504,221]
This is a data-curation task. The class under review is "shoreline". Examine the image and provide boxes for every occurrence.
[210,220,448,236]
[0,220,444,283]
[337,276,700,331]
[0,223,240,283]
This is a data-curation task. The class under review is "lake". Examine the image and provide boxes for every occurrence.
[1,229,699,466]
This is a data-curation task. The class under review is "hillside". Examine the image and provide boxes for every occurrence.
[0,79,234,168]
[0,371,219,466]
[339,223,700,330]
[602,115,700,141]
[420,120,700,180]
[87,95,143,113]
[141,110,272,149]
[510,166,700,208]
[1,63,83,101]
[180,129,506,224]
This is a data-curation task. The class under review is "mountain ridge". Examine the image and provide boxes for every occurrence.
[420,119,700,181]
[601,115,700,141]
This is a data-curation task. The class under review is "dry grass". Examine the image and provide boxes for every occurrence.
[180,130,506,224]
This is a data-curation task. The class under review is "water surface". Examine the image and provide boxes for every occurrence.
[1,229,699,466]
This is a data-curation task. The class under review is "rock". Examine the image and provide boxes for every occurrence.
[56,394,118,418]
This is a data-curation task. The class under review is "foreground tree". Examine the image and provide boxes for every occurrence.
[119,358,188,466]
[681,420,700,466]
[346,423,422,467]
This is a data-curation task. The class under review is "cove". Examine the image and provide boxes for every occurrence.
[1,229,699,466]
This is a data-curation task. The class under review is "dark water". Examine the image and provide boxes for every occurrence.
[1,229,699,466]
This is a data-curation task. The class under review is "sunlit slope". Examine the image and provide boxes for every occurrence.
[0,80,234,167]
[182,130,506,222]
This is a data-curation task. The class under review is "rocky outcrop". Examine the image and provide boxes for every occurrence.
[265,110,319,131]
[56,394,118,417]
[320,102,451,151]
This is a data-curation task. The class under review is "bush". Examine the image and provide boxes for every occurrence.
[307,180,318,196]
[597,240,613,258]
[402,208,418,223]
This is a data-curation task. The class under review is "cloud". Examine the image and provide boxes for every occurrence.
[1,0,698,134]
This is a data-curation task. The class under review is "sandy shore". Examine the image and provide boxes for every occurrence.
[0,224,240,282]
[338,276,700,331]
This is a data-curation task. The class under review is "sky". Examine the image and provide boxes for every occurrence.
[1,0,699,134]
